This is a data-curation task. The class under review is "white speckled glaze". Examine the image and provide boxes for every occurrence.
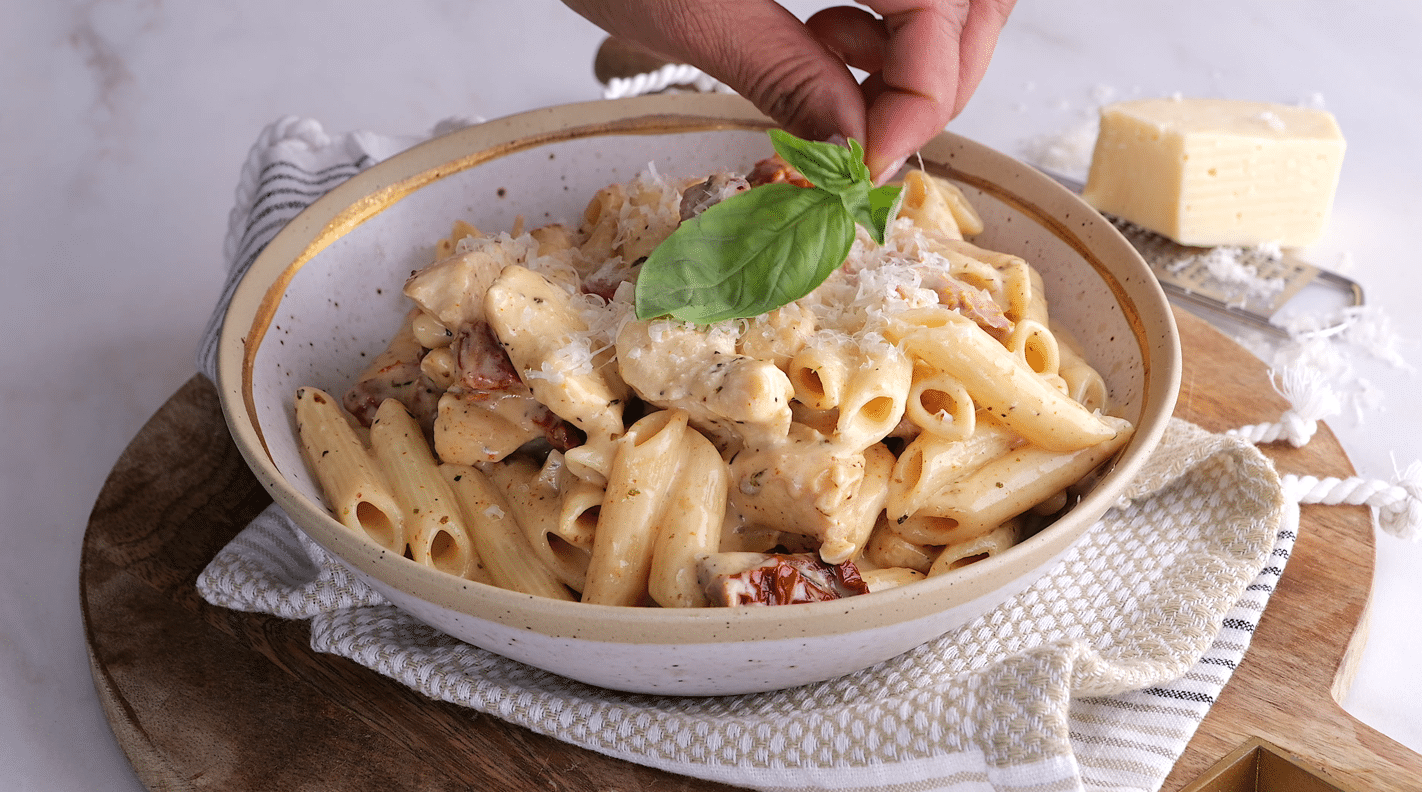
[218,93,1180,696]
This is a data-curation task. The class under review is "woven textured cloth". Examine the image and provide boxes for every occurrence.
[195,116,1291,792]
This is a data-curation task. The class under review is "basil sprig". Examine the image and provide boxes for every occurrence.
[634,130,903,324]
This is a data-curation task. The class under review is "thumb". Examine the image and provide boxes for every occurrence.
[567,0,867,145]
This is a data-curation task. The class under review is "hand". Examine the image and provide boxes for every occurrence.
[562,0,1016,182]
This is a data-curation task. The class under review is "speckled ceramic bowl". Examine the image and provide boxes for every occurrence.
[217,93,1180,696]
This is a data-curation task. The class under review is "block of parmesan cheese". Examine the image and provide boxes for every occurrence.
[1081,97,1345,248]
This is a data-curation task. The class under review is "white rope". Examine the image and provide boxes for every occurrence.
[1281,461,1422,541]
[1225,364,1342,447]
[1218,363,1421,540]
[602,63,731,99]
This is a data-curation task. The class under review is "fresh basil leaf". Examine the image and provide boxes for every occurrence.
[836,181,903,245]
[635,183,855,323]
[867,184,904,242]
[634,130,896,323]
[767,129,863,192]
[845,138,872,184]
[835,181,874,242]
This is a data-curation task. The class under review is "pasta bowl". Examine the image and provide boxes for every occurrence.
[217,93,1180,695]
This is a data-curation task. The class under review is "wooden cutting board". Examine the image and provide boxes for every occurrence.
[80,309,1422,791]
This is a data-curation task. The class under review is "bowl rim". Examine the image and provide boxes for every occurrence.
[216,92,1181,645]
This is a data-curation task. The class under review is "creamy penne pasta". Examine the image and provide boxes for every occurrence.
[928,519,1024,577]
[369,398,488,582]
[485,455,591,592]
[912,416,1133,535]
[293,386,404,553]
[294,153,1135,608]
[886,308,1118,453]
[904,370,976,442]
[441,462,574,601]
[857,565,927,593]
[583,408,691,606]
[647,427,729,608]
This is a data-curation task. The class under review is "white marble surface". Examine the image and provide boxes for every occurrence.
[2,1,1418,789]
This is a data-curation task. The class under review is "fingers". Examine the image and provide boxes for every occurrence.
[855,0,963,179]
[562,0,1014,184]
[952,0,1017,117]
[563,0,867,145]
[805,6,889,74]
[857,0,1016,180]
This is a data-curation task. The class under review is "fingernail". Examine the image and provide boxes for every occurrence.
[874,154,909,185]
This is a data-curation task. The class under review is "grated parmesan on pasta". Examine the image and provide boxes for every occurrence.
[303,157,1136,608]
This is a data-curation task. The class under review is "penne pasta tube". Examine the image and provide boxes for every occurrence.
[485,456,590,593]
[577,182,624,262]
[857,566,927,593]
[368,399,487,582]
[834,342,913,451]
[1053,321,1110,413]
[293,387,404,553]
[582,409,690,606]
[928,520,1024,577]
[1061,360,1108,414]
[556,478,602,553]
[789,333,912,449]
[993,255,1038,326]
[915,415,1134,535]
[897,170,984,238]
[440,463,574,601]
[934,176,983,235]
[648,428,729,608]
[887,308,1117,452]
[898,170,965,240]
[886,420,1021,522]
[864,518,937,574]
[824,442,895,564]
[787,338,852,411]
[1020,264,1049,326]
[1005,319,1061,379]
[905,370,976,441]
[886,513,970,547]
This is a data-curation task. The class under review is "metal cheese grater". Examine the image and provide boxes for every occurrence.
[1046,172,1364,337]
